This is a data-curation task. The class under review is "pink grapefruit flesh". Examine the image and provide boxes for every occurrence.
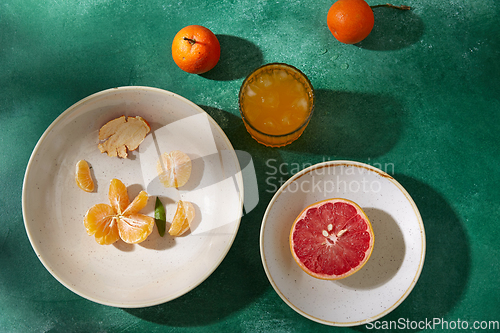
[290,198,374,280]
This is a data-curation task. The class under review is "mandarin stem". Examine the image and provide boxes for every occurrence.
[183,37,197,45]
[370,3,411,10]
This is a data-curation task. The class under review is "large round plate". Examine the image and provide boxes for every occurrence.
[23,86,244,307]
[260,161,425,326]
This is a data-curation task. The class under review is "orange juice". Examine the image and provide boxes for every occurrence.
[239,63,315,147]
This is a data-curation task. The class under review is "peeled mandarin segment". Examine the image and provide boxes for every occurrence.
[84,203,120,245]
[156,153,175,187]
[109,179,129,215]
[84,203,115,235]
[94,231,120,245]
[117,214,155,244]
[122,190,148,216]
[75,159,94,192]
[168,200,195,236]
[117,188,153,244]
[94,220,121,245]
[156,150,192,188]
[171,151,192,187]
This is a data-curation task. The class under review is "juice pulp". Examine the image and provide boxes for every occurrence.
[240,67,313,136]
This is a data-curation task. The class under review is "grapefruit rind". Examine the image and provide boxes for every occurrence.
[289,198,374,280]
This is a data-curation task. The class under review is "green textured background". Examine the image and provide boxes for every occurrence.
[1,0,499,332]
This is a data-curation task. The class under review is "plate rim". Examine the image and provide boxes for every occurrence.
[22,86,244,307]
[259,160,426,326]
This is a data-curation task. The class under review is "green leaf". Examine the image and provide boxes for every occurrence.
[155,197,166,237]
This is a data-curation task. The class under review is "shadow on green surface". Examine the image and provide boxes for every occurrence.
[123,106,285,326]
[286,89,404,158]
[338,208,406,290]
[201,35,264,81]
[122,210,269,326]
[357,7,424,50]
[354,175,471,332]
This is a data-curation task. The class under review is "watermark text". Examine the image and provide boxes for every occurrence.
[366,318,499,330]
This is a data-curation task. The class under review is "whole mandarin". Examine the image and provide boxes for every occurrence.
[171,25,220,74]
[327,0,375,44]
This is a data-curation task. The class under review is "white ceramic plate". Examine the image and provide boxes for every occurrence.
[260,161,425,326]
[23,86,244,308]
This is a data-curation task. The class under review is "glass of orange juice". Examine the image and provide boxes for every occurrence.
[238,63,315,147]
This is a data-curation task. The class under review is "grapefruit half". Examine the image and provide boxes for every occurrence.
[290,198,374,280]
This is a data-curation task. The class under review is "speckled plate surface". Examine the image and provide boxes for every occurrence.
[22,86,244,307]
[260,160,425,326]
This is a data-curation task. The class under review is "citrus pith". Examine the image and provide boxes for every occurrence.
[290,198,374,280]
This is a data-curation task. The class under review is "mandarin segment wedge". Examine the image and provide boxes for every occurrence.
[168,200,195,236]
[109,178,129,215]
[156,150,192,188]
[75,159,95,192]
[122,190,148,216]
[84,203,119,245]
[118,213,155,244]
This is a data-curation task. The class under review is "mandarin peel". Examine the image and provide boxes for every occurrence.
[98,115,150,159]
